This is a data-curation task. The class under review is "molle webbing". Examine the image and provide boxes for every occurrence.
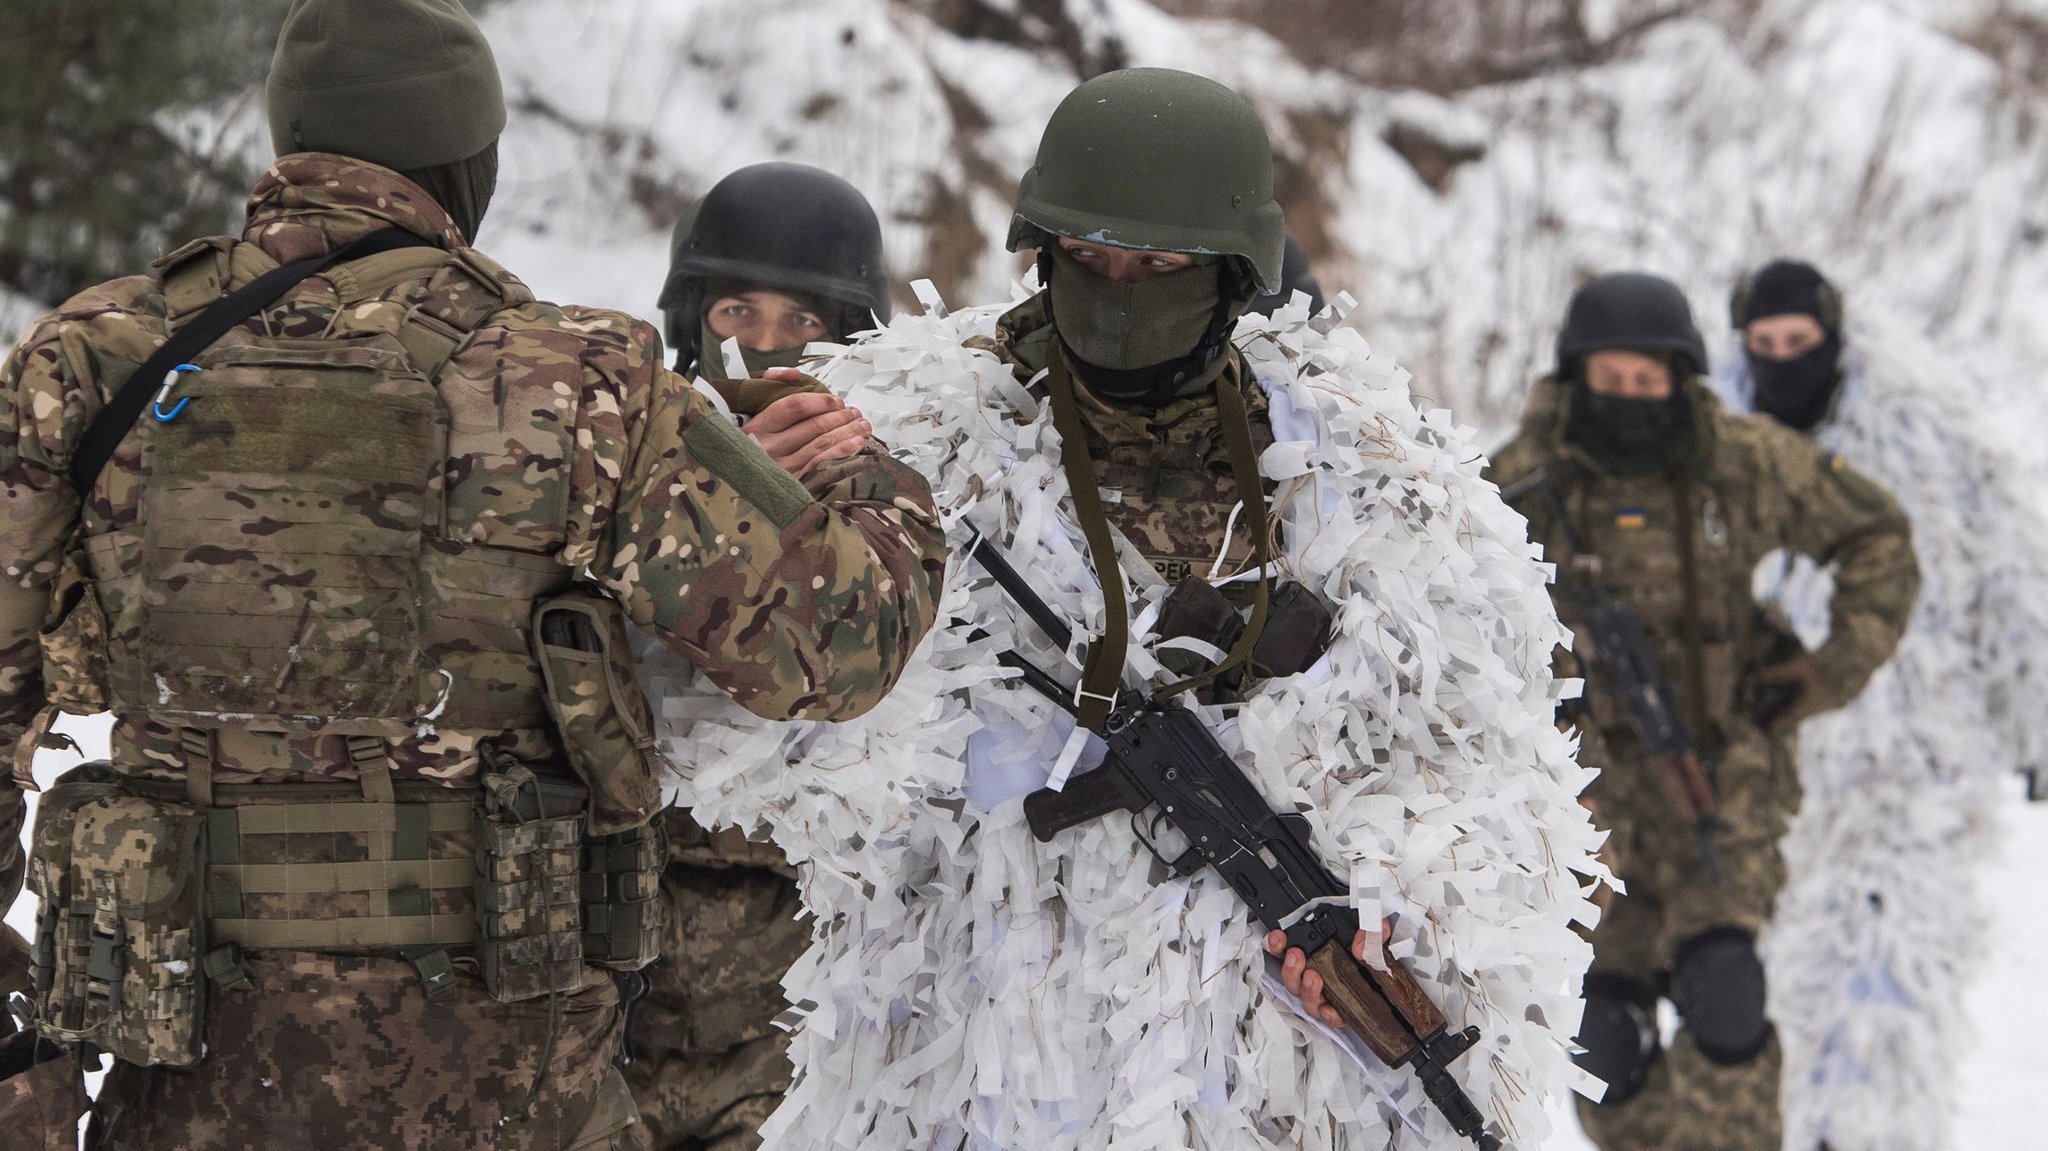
[95,234,550,739]
[205,793,476,950]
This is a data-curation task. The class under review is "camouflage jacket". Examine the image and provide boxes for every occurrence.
[986,292,1275,588]
[0,156,947,892]
[1488,379,1918,747]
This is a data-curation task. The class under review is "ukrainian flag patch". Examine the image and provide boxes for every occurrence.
[1615,507,1648,530]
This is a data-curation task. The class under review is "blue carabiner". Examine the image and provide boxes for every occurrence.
[153,364,202,422]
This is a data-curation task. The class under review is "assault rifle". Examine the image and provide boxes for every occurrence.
[968,535,1503,1151]
[1500,468,1729,883]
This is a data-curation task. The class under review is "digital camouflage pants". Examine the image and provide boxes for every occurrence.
[85,952,646,1151]
[624,811,809,1151]
[1578,722,1801,1151]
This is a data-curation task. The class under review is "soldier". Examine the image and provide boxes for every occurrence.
[659,162,890,479]
[674,66,1604,1151]
[630,162,895,1151]
[1488,272,1919,1151]
[1721,260,1846,432]
[1718,261,2048,1151]
[0,2,946,1148]
[977,78,1384,1009]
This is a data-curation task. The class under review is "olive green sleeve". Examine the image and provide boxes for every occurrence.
[1763,432,1920,699]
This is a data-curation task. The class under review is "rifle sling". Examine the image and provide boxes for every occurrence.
[1155,367,1270,707]
[69,227,435,497]
[1044,352,1130,733]
[1043,352,1270,732]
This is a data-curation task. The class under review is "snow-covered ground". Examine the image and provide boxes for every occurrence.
[1547,781,2048,1151]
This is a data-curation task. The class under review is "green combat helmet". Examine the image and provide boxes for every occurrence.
[1007,67,1287,293]
[658,162,892,372]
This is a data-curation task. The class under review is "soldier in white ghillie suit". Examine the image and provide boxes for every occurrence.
[1716,260,2048,1151]
[642,69,1608,1151]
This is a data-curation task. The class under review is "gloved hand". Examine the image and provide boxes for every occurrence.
[1742,655,1841,730]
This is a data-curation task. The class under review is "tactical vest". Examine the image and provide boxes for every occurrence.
[1543,467,1765,747]
[25,239,665,1058]
[47,236,565,751]
[1083,389,1269,590]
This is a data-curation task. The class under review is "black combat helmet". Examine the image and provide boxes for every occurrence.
[1554,272,1708,381]
[1249,233,1325,318]
[658,162,892,368]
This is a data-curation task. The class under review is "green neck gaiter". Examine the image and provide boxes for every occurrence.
[696,317,809,381]
[1047,245,1221,373]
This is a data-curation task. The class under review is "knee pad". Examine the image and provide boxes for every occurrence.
[1575,972,1661,1105]
[1672,926,1772,1066]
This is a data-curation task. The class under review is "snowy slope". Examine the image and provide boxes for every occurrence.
[456,0,2048,451]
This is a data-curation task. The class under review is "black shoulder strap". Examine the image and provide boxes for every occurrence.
[70,227,434,497]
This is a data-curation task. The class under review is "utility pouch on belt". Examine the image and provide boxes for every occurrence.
[580,822,663,971]
[1156,577,1246,661]
[533,591,669,835]
[475,763,587,1003]
[28,769,206,1068]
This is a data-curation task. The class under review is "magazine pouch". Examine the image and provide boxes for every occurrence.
[30,777,206,1068]
[533,590,669,835]
[580,821,664,971]
[474,763,586,1003]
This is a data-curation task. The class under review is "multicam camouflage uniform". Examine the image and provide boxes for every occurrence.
[630,161,897,1151]
[1489,380,1917,1151]
[0,154,946,1150]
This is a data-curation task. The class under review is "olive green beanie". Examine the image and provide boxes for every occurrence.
[267,0,506,172]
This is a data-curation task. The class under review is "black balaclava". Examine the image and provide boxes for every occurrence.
[402,139,499,245]
[1564,357,1699,478]
[1742,260,1844,432]
[1751,333,1844,432]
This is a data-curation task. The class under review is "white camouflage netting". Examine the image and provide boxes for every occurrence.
[638,290,1608,1151]
[1715,322,2048,1151]
[1712,317,2048,1146]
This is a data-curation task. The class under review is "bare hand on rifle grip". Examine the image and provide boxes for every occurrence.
[1264,920,1391,1028]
